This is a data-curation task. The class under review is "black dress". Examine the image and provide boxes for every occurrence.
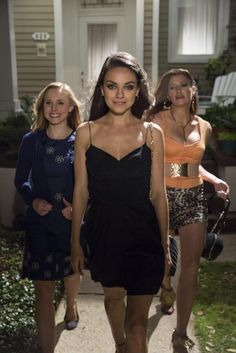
[81,129,165,295]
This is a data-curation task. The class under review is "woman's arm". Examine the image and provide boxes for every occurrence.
[149,123,171,272]
[15,132,53,214]
[199,165,229,198]
[200,120,229,198]
[71,123,90,275]
[14,132,34,205]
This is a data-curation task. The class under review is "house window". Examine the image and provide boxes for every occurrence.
[168,0,230,63]
[88,24,118,80]
[81,0,124,8]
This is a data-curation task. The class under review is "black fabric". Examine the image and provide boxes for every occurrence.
[81,143,165,295]
[202,195,230,261]
[169,235,178,276]
[201,232,224,261]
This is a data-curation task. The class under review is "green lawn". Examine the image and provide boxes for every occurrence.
[193,262,236,353]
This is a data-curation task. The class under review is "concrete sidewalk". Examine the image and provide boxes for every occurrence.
[54,233,236,353]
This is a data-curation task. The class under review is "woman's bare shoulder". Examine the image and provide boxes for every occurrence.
[150,112,162,124]
[144,121,164,147]
[75,121,91,147]
[76,121,89,135]
[196,115,212,132]
[145,121,163,134]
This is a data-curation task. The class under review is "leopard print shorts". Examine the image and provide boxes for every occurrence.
[166,184,208,230]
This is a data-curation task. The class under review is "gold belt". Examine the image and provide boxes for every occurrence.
[165,163,199,178]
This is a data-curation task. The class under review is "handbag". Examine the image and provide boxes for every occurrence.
[149,123,178,275]
[201,196,230,261]
[169,235,178,276]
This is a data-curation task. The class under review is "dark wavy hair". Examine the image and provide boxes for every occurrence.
[32,82,81,131]
[89,52,152,120]
[147,68,199,120]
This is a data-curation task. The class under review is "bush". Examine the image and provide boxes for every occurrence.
[203,103,236,129]
[0,228,37,352]
[0,96,34,161]
[217,131,236,141]
[0,227,63,353]
[204,50,232,88]
[0,112,31,146]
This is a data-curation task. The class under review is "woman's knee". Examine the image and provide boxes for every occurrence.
[125,315,147,339]
[181,253,200,270]
[104,288,125,310]
[179,260,200,282]
[34,281,55,301]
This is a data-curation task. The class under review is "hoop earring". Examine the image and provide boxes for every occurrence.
[163,98,172,110]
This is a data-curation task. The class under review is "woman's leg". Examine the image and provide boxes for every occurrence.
[103,287,126,351]
[34,280,55,353]
[125,294,153,353]
[160,230,176,314]
[176,222,206,334]
[162,275,172,289]
[63,273,80,322]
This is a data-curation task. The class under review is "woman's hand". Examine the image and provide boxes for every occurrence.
[213,178,229,200]
[71,243,85,276]
[32,198,53,216]
[62,197,72,220]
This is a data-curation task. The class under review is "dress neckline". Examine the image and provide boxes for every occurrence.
[86,143,149,162]
[44,130,74,142]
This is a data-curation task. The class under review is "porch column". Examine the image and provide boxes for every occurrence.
[152,0,160,82]
[53,0,64,82]
[0,0,20,120]
[136,0,145,66]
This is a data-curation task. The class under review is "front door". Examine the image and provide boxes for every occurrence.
[78,16,124,88]
[87,23,118,81]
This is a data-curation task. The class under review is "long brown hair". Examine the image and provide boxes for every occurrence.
[89,52,152,120]
[147,68,199,120]
[32,82,81,131]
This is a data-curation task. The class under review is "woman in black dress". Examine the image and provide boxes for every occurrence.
[71,52,170,353]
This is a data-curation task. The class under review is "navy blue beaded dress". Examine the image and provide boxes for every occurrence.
[81,127,165,295]
[15,131,75,281]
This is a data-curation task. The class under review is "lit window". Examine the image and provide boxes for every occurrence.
[168,0,230,63]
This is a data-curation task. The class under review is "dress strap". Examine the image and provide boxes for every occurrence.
[88,121,92,145]
[148,122,154,145]
[145,122,151,143]
[146,122,154,144]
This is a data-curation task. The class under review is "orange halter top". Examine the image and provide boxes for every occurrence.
[158,110,206,189]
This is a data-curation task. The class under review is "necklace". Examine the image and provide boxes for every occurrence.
[170,110,192,142]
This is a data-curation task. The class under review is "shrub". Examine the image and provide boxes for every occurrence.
[0,227,62,353]
[0,96,34,159]
[217,131,236,141]
[203,103,236,129]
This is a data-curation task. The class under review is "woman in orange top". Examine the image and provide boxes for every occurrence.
[147,69,229,353]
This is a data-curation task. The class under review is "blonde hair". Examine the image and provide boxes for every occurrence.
[32,82,81,131]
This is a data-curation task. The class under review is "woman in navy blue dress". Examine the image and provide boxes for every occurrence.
[15,82,81,353]
[71,53,171,353]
